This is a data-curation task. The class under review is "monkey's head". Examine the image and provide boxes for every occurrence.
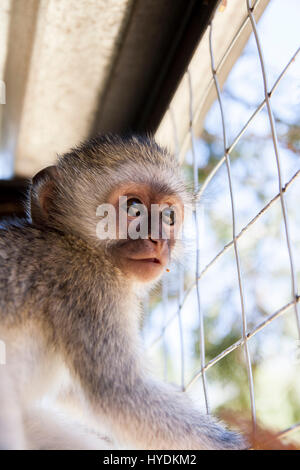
[29,135,190,283]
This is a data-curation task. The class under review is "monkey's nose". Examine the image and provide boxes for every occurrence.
[149,235,166,244]
[149,237,168,251]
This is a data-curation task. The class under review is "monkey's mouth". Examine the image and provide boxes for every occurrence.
[132,257,161,264]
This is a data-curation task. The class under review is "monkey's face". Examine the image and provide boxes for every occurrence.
[30,136,189,284]
[105,182,184,282]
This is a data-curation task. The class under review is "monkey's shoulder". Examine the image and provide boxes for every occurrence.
[0,221,50,261]
[0,222,114,301]
[0,224,49,317]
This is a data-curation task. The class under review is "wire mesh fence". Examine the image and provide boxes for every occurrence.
[145,0,300,447]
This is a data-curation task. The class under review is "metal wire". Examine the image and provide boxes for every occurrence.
[276,423,300,441]
[208,19,257,436]
[150,0,300,447]
[179,0,262,164]
[150,169,300,350]
[188,69,210,414]
[186,296,300,389]
[196,46,300,202]
[169,104,185,391]
[246,0,300,339]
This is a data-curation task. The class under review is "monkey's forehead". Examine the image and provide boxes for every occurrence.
[59,134,180,174]
[57,138,192,205]
[103,160,190,202]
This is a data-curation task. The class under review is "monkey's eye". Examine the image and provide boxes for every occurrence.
[126,198,143,217]
[162,207,176,226]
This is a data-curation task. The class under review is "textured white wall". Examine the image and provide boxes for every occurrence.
[1,0,132,176]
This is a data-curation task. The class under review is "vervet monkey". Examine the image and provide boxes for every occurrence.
[0,135,245,449]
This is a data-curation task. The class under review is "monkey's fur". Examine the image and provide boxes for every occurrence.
[0,135,245,449]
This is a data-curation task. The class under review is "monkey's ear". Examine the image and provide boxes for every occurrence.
[30,165,59,226]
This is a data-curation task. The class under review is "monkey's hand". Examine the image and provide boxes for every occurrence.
[100,376,246,450]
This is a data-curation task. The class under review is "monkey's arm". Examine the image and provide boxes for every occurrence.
[58,309,245,450]
[98,375,244,450]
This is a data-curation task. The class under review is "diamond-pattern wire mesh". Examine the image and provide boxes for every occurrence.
[149,0,300,444]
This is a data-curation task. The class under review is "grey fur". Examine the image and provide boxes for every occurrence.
[0,135,245,449]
